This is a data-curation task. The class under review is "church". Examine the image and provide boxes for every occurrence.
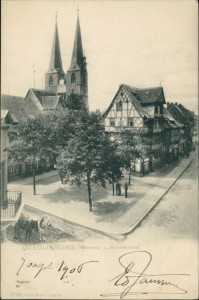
[25,13,88,111]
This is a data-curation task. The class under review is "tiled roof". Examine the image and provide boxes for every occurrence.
[102,84,165,119]
[124,86,153,118]
[30,88,56,105]
[124,84,165,104]
[178,104,194,118]
[41,96,60,110]
[1,94,25,122]
[163,107,182,129]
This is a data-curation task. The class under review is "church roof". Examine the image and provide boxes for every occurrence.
[30,88,56,104]
[47,20,64,75]
[70,16,84,68]
[41,96,61,110]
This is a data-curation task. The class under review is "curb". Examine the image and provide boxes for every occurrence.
[122,155,195,236]
[23,204,124,241]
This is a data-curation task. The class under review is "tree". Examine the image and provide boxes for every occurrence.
[63,92,86,111]
[9,115,50,195]
[101,140,123,195]
[117,128,151,183]
[56,112,121,211]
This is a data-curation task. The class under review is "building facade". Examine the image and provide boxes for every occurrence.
[103,84,182,175]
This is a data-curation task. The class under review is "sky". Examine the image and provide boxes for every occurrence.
[1,0,198,113]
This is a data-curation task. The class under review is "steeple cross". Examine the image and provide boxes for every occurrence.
[55,11,58,21]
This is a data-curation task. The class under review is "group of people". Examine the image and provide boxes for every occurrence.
[116,182,128,198]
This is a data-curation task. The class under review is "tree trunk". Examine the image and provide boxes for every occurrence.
[87,173,92,212]
[112,181,115,195]
[32,167,36,195]
[32,155,36,195]
[128,169,131,185]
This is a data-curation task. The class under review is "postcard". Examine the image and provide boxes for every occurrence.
[1,0,198,299]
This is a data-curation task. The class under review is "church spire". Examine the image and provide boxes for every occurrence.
[48,18,64,74]
[70,14,84,68]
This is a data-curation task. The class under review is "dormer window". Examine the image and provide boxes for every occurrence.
[49,75,53,86]
[71,73,76,84]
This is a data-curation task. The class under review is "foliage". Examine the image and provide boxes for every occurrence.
[56,112,122,211]
[63,92,86,111]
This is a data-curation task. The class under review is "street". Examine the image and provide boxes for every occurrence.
[130,153,198,242]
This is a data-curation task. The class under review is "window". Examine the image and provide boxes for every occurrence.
[49,75,53,86]
[116,101,122,111]
[128,117,134,127]
[71,73,76,84]
[110,118,115,126]
[155,106,158,115]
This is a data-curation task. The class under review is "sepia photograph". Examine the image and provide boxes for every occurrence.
[1,0,198,299]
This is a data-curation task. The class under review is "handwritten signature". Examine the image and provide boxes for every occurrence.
[16,251,190,298]
[100,251,190,299]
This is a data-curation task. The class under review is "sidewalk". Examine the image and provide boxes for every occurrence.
[8,151,197,236]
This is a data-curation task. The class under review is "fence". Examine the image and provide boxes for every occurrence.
[1,191,22,219]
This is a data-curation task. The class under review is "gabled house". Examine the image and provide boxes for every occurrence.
[103,84,166,174]
[103,84,182,175]
[167,102,194,152]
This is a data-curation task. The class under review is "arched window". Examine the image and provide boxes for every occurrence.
[71,73,76,84]
[49,75,53,86]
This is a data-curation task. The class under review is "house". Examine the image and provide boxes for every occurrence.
[167,102,194,153]
[1,110,22,219]
[103,84,182,175]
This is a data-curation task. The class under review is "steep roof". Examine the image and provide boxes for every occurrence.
[124,84,166,104]
[103,84,165,119]
[1,94,25,122]
[178,104,194,119]
[30,88,56,104]
[163,107,182,129]
[41,96,61,110]
[46,20,64,75]
[70,16,84,68]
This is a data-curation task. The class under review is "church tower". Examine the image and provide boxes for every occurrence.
[45,19,65,93]
[65,14,88,108]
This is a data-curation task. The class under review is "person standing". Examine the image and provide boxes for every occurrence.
[124,182,128,198]
[116,182,122,195]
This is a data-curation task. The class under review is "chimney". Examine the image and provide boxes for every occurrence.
[167,102,170,108]
[175,102,178,105]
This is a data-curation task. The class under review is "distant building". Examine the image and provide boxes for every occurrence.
[1,110,22,219]
[167,102,194,152]
[103,84,182,175]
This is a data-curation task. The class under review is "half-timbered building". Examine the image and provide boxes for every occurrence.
[103,84,182,175]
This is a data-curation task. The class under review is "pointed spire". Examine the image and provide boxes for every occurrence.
[70,13,84,67]
[48,18,64,74]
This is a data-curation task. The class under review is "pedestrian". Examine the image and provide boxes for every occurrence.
[116,182,121,196]
[124,182,128,198]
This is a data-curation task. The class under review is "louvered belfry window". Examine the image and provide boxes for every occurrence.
[71,73,76,84]
[49,75,53,86]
